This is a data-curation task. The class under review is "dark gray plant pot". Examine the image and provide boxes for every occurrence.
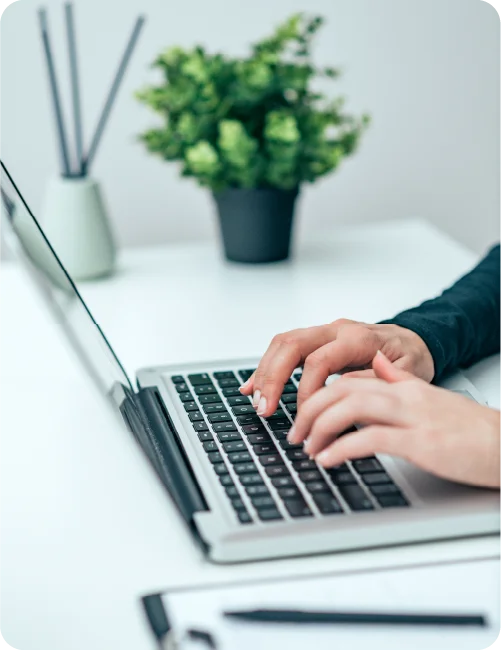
[213,187,299,264]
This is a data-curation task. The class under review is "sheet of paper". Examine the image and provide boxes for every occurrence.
[162,558,499,650]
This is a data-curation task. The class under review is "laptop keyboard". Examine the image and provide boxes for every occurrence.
[171,370,409,525]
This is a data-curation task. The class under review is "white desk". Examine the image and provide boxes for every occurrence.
[1,218,499,650]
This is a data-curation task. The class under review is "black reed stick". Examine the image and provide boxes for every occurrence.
[64,3,84,176]
[81,15,145,175]
[38,8,72,177]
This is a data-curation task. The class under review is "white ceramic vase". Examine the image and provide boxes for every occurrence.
[41,176,116,281]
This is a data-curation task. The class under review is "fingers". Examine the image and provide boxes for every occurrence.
[303,390,402,457]
[297,326,381,408]
[372,350,417,383]
[315,425,403,467]
[247,324,336,417]
[341,369,376,380]
[289,378,392,444]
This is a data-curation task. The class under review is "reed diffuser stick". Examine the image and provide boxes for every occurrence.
[38,8,72,177]
[81,15,145,175]
[64,3,84,176]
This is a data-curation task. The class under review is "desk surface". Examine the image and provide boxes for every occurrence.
[1,218,499,650]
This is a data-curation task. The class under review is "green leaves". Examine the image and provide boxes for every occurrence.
[136,13,370,191]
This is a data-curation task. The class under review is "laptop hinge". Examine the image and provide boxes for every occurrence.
[113,383,209,527]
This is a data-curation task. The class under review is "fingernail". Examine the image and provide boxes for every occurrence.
[239,379,250,393]
[257,396,267,415]
[252,390,261,408]
[287,426,297,442]
[303,438,311,451]
[316,450,329,466]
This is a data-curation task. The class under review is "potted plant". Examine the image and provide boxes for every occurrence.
[136,14,369,263]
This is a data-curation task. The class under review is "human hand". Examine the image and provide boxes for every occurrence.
[289,351,500,488]
[240,319,434,417]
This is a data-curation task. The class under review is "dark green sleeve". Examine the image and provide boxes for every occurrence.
[380,244,500,382]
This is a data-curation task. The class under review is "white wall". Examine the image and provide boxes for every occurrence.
[1,0,499,253]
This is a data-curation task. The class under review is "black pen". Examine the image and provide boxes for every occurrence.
[223,608,487,627]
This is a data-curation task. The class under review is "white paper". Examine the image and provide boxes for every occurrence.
[162,558,500,650]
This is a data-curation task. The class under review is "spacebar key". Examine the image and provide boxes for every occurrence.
[338,485,374,511]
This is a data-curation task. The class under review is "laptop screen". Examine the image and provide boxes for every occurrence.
[1,161,133,396]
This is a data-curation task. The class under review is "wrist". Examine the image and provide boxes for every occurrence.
[395,325,435,382]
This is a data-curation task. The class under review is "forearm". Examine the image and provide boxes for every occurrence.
[381,244,500,382]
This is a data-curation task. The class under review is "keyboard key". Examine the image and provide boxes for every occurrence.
[251,496,276,509]
[274,431,290,442]
[199,394,222,404]
[214,463,229,476]
[203,441,218,452]
[217,432,241,442]
[339,485,374,511]
[265,410,286,421]
[234,462,257,474]
[194,384,216,395]
[292,459,316,471]
[377,494,409,508]
[285,403,297,414]
[208,451,223,464]
[226,485,240,498]
[183,401,199,412]
[228,452,252,464]
[188,411,204,422]
[175,382,189,392]
[304,481,331,493]
[269,419,292,430]
[239,473,264,486]
[231,498,247,511]
[293,373,302,382]
[236,414,261,426]
[238,369,256,382]
[298,470,322,483]
[353,457,383,473]
[313,494,343,514]
[237,510,253,524]
[242,424,266,435]
[222,441,246,452]
[203,403,226,413]
[219,474,234,486]
[259,454,284,466]
[171,375,185,384]
[283,499,313,518]
[285,449,308,461]
[257,508,283,521]
[218,378,239,388]
[188,373,212,385]
[277,486,301,499]
[247,432,272,444]
[253,443,276,455]
[361,472,392,485]
[281,393,297,404]
[232,405,256,416]
[179,392,194,402]
[281,385,297,394]
[212,422,237,433]
[265,466,289,478]
[279,439,300,449]
[245,485,270,497]
[329,470,357,486]
[222,387,242,397]
[214,371,236,380]
[197,431,214,442]
[369,483,401,496]
[228,395,251,406]
[207,412,232,423]
[271,476,296,488]
[192,421,209,432]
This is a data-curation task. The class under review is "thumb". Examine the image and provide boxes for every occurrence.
[373,350,413,383]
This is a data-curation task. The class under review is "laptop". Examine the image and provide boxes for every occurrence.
[2,161,499,564]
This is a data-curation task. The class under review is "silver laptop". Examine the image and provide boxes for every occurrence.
[2,161,499,564]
